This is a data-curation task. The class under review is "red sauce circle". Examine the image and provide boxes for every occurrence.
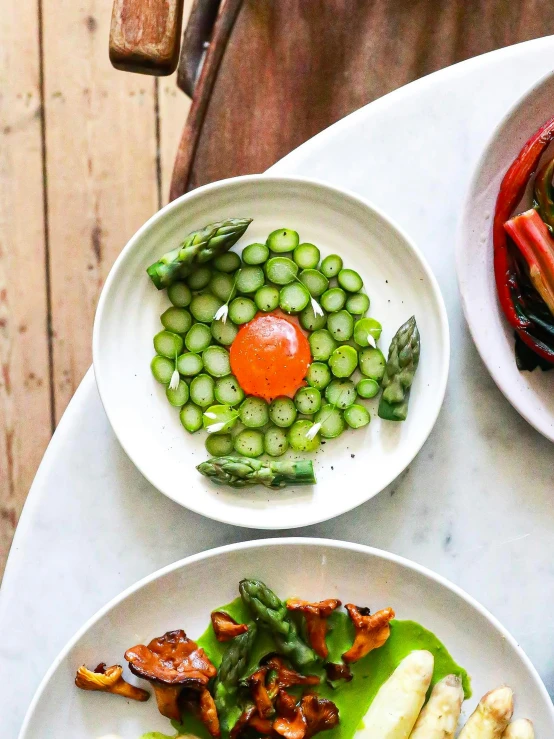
[230,313,311,401]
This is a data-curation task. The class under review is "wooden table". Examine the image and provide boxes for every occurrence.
[2,0,554,577]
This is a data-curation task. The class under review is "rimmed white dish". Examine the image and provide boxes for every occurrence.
[19,538,554,738]
[456,71,554,441]
[93,175,449,528]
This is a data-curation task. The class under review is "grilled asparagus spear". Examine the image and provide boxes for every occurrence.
[239,579,319,670]
[147,218,252,289]
[197,456,316,489]
[214,623,257,731]
[378,316,420,421]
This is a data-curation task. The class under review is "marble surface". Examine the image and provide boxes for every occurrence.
[2,37,554,738]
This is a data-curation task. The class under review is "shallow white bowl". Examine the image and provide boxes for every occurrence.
[94,175,448,528]
[456,72,554,441]
[19,538,554,738]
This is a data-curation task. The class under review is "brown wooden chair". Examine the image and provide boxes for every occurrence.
[109,0,554,202]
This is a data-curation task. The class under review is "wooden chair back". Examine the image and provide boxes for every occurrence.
[109,0,554,201]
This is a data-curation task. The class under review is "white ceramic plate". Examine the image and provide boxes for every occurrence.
[457,72,554,441]
[94,176,448,528]
[19,538,554,738]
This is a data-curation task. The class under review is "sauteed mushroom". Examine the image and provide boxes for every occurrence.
[286,599,341,659]
[75,663,150,702]
[125,630,216,720]
[342,605,395,663]
[211,611,249,642]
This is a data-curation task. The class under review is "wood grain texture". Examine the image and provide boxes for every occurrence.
[185,0,554,191]
[110,0,185,75]
[170,0,243,199]
[0,0,52,576]
[41,0,159,422]
[159,1,194,199]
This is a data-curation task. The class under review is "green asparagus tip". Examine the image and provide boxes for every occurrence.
[146,263,163,289]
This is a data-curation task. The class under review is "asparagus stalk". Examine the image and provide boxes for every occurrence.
[503,720,534,739]
[239,579,288,634]
[356,650,434,739]
[239,579,319,670]
[458,686,513,739]
[147,218,252,289]
[409,674,464,739]
[378,315,420,421]
[214,624,257,731]
[197,456,316,489]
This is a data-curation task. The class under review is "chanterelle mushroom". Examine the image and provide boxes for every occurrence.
[286,599,341,659]
[211,611,249,642]
[125,630,217,720]
[273,690,308,739]
[182,687,221,737]
[301,693,339,737]
[342,605,395,663]
[264,655,320,691]
[75,663,150,702]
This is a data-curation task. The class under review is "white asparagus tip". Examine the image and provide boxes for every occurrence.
[409,673,464,739]
[502,718,535,739]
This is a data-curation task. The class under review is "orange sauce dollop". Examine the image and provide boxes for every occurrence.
[230,313,311,401]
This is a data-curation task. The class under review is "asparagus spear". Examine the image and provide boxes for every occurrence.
[503,720,534,739]
[409,674,464,739]
[378,316,420,421]
[197,456,316,489]
[239,579,288,634]
[458,686,513,739]
[214,624,257,731]
[357,650,434,739]
[147,218,252,289]
[239,579,319,670]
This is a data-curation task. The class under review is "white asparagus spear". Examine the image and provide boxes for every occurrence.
[356,650,434,739]
[502,719,534,739]
[458,686,514,739]
[409,674,464,739]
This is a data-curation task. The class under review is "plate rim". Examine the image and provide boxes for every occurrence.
[455,70,554,442]
[18,536,554,738]
[93,173,450,527]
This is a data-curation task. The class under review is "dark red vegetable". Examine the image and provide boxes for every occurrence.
[505,209,554,316]
[493,115,554,363]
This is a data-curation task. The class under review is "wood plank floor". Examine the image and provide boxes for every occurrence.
[1,0,553,579]
[0,0,191,578]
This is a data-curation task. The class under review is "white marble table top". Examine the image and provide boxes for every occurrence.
[3,37,554,739]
